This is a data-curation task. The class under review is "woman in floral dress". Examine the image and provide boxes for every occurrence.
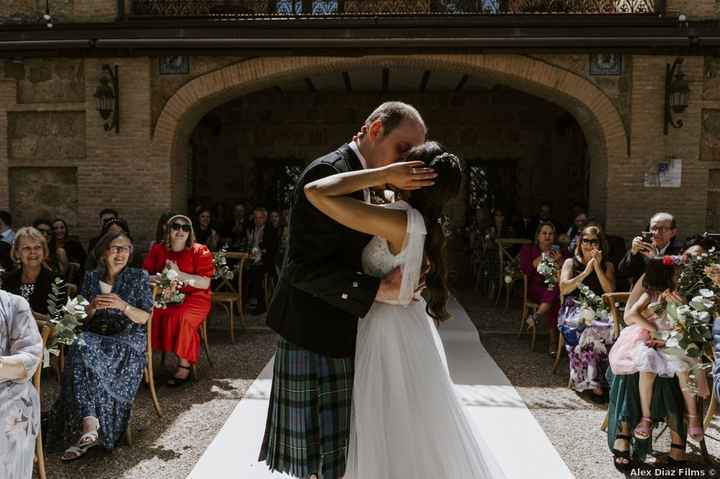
[0,290,43,479]
[558,225,615,400]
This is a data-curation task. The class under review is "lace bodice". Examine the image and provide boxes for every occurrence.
[360,201,427,305]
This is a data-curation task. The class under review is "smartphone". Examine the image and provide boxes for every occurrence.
[551,245,561,253]
[641,231,653,243]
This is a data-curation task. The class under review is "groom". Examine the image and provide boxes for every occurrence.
[260,102,427,479]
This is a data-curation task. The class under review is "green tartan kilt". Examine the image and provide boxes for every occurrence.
[606,369,687,460]
[259,339,354,479]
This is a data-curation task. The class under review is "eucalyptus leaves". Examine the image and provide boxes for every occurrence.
[46,277,87,355]
[153,267,186,309]
[537,253,560,290]
[576,284,610,327]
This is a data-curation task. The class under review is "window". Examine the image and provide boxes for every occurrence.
[275,0,338,14]
[468,165,490,209]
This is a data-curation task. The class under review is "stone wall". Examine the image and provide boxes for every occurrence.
[0,0,116,24]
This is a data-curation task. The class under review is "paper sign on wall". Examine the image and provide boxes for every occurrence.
[644,159,682,188]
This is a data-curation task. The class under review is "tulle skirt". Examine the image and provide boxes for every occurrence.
[345,299,506,479]
[609,324,695,377]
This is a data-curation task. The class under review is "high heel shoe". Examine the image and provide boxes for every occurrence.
[167,364,193,388]
[686,414,704,442]
[611,433,633,473]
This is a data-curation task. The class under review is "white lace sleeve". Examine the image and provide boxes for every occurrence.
[397,207,427,305]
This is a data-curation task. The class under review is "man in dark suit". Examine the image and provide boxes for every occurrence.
[618,212,683,283]
[245,207,280,314]
[259,102,426,479]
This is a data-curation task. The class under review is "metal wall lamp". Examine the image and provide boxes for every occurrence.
[664,57,689,135]
[94,64,119,134]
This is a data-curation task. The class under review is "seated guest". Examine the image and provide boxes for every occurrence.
[87,208,118,254]
[2,227,61,323]
[0,210,16,245]
[229,203,248,250]
[519,221,566,356]
[151,212,174,249]
[565,211,588,253]
[51,218,87,269]
[246,207,279,314]
[143,215,213,386]
[0,238,12,272]
[32,219,69,278]
[558,225,615,401]
[195,207,220,252]
[47,231,152,461]
[618,212,682,283]
[0,290,43,479]
[84,217,130,272]
[526,202,560,241]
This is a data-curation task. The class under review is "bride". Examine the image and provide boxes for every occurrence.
[304,142,506,479]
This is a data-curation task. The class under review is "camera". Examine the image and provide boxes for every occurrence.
[641,231,653,243]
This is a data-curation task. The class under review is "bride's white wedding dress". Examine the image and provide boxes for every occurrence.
[345,200,506,479]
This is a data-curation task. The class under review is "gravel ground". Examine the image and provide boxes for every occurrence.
[37,289,720,479]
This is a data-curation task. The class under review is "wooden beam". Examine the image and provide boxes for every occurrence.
[304,77,317,93]
[382,68,389,92]
[342,71,352,92]
[455,74,469,92]
[419,70,431,92]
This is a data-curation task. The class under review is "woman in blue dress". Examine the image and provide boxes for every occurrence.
[47,230,152,461]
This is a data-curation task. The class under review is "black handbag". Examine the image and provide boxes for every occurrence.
[84,308,131,336]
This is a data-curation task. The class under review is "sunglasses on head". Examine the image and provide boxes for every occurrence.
[581,238,600,246]
[170,223,191,232]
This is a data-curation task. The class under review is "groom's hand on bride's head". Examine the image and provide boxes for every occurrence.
[382,161,437,191]
[375,267,403,303]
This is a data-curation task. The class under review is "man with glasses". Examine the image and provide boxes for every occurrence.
[618,212,683,282]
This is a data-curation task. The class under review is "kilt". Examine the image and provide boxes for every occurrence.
[259,339,354,479]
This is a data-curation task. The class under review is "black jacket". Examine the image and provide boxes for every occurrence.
[617,239,684,282]
[266,144,381,357]
[1,266,57,315]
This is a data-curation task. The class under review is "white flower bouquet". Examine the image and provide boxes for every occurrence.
[153,267,186,309]
[537,253,560,290]
[213,248,234,281]
[503,258,520,284]
[576,284,610,327]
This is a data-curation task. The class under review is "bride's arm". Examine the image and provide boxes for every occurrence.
[304,162,435,251]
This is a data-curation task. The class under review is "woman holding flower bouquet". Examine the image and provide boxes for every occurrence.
[519,221,567,356]
[143,214,214,387]
[558,225,615,400]
[47,230,153,461]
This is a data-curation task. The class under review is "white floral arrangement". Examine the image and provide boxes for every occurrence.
[537,253,560,290]
[213,248,234,281]
[503,258,520,284]
[576,284,610,327]
[658,289,717,359]
[153,267,186,309]
[46,278,87,357]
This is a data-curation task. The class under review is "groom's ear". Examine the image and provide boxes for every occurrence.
[367,120,384,141]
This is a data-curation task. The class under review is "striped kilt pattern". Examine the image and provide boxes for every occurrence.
[259,339,354,479]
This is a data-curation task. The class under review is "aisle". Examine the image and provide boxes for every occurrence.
[188,297,574,479]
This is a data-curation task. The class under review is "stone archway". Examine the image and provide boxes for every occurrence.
[151,54,628,227]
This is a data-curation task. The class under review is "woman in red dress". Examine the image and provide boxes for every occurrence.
[143,214,214,386]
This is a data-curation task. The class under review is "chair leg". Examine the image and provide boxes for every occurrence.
[519,307,527,335]
[35,430,46,479]
[600,413,609,432]
[201,322,213,368]
[229,303,235,344]
[530,324,537,352]
[145,361,162,417]
[704,388,717,429]
[504,281,511,310]
[552,334,565,373]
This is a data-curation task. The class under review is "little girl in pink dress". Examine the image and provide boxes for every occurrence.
[608,257,707,443]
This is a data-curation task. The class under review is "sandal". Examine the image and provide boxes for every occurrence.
[633,416,652,440]
[686,414,704,442]
[665,441,686,466]
[61,417,99,462]
[167,364,193,388]
[611,433,632,472]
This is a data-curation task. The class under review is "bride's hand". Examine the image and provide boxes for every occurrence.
[382,161,437,191]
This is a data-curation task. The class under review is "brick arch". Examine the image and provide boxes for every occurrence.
[152,54,628,220]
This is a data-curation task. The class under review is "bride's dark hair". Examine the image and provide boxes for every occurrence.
[405,141,463,321]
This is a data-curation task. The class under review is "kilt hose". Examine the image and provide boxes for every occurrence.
[259,339,354,479]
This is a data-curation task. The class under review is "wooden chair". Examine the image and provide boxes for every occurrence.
[599,292,630,432]
[211,253,247,343]
[519,273,539,351]
[496,238,530,310]
[552,295,566,374]
[34,324,51,479]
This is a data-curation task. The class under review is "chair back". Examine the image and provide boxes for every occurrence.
[496,238,530,282]
[602,292,631,339]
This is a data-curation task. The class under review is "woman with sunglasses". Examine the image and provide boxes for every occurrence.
[558,224,615,401]
[143,215,214,386]
[47,230,152,461]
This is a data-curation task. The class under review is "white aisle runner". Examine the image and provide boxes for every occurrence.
[188,297,574,479]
